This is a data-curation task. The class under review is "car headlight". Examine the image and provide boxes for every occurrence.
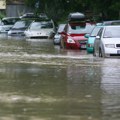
[67,37,75,43]
[105,44,115,48]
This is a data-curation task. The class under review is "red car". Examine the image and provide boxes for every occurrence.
[60,22,95,49]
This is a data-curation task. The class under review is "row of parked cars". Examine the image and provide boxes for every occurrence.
[86,20,120,57]
[0,13,56,39]
[53,12,120,58]
[1,12,120,58]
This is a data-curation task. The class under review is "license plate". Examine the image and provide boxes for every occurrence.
[117,50,120,54]
[81,45,86,48]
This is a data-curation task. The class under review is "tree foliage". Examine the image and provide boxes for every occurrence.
[25,0,120,22]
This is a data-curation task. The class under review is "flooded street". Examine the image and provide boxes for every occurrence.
[0,34,120,120]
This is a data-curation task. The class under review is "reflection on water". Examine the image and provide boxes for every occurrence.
[0,34,120,120]
[101,59,120,120]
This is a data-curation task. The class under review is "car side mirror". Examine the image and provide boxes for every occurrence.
[85,33,90,38]
[96,36,100,39]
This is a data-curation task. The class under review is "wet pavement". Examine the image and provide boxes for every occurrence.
[0,33,120,120]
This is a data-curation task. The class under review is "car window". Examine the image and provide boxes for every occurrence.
[96,27,103,39]
[29,21,53,30]
[111,22,120,25]
[2,18,20,25]
[90,27,101,37]
[29,22,41,30]
[41,21,53,28]
[68,23,95,34]
[103,27,120,38]
[13,20,31,29]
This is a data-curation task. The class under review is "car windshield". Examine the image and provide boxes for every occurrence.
[57,24,65,33]
[90,27,101,37]
[103,27,120,38]
[29,21,53,30]
[13,20,32,29]
[68,23,95,34]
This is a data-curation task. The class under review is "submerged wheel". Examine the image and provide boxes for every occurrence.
[99,48,102,57]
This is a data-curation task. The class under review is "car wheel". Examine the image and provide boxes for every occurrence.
[99,48,102,57]
[99,48,106,58]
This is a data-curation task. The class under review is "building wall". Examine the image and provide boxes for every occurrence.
[6,4,33,17]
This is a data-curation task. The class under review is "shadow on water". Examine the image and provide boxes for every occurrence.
[0,34,120,120]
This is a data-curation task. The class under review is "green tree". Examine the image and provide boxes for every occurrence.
[24,0,120,22]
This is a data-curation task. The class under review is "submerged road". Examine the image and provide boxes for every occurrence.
[0,33,120,120]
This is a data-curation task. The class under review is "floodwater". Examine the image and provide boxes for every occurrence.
[0,33,120,120]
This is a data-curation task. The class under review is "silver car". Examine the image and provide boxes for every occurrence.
[24,19,55,39]
[93,26,120,57]
[53,24,65,45]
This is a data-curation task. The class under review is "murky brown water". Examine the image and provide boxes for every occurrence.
[0,34,120,120]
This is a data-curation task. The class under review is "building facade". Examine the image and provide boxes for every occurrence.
[0,0,33,17]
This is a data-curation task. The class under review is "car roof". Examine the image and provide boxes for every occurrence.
[103,25,120,28]
[102,20,120,25]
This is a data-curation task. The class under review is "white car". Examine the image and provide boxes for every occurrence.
[53,24,65,45]
[24,19,55,39]
[93,26,120,57]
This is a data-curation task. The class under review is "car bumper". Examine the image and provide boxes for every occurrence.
[105,48,120,56]
[66,43,86,49]
[87,47,94,53]
[25,32,50,39]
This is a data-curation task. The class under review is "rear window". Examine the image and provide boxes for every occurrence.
[69,23,95,34]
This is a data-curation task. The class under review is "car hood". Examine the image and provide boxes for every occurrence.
[102,38,120,44]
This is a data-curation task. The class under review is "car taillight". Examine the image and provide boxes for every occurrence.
[88,44,93,47]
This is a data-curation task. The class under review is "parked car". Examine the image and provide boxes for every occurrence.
[60,22,95,49]
[86,25,102,53]
[93,26,120,57]
[24,19,55,39]
[8,19,32,36]
[0,17,20,33]
[53,24,65,45]
[20,13,39,19]
[102,20,120,26]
